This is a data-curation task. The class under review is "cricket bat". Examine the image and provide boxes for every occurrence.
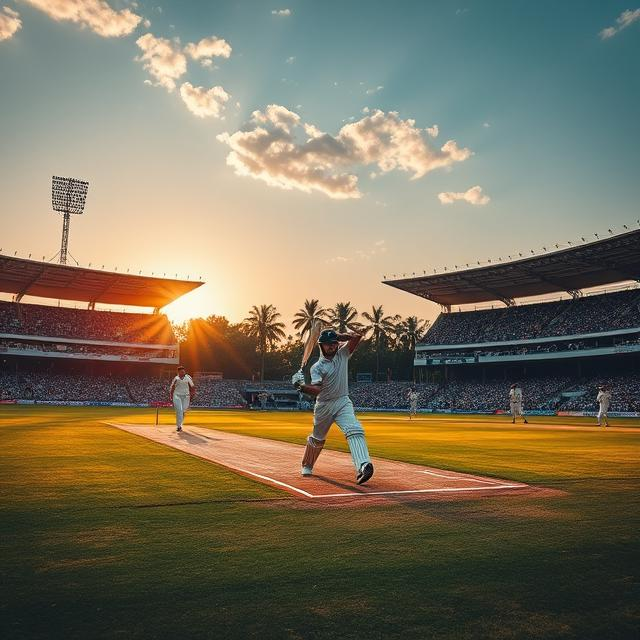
[300,319,323,370]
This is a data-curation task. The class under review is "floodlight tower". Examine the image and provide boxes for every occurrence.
[51,176,89,265]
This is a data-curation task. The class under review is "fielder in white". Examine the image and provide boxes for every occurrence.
[509,383,528,424]
[407,388,419,419]
[596,385,611,427]
[291,329,374,485]
[169,366,195,432]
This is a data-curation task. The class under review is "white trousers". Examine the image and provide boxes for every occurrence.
[311,396,370,470]
[597,405,609,424]
[173,393,190,427]
[312,396,364,440]
[510,401,523,418]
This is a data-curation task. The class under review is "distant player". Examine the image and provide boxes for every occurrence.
[596,385,611,427]
[169,365,195,432]
[258,391,268,410]
[291,329,374,485]
[407,387,419,419]
[509,383,528,424]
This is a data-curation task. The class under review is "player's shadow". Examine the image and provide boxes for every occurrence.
[311,474,367,493]
[177,431,212,445]
[195,433,221,442]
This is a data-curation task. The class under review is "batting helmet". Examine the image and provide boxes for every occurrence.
[318,329,339,344]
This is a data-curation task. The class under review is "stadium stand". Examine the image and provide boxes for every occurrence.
[0,301,175,343]
[383,230,640,416]
[422,289,640,345]
[0,257,202,397]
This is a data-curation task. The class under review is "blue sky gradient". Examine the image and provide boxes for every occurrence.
[1,1,638,324]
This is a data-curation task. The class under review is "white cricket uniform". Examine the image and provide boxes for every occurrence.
[597,390,611,424]
[509,387,523,417]
[408,391,418,414]
[309,344,370,470]
[172,374,194,428]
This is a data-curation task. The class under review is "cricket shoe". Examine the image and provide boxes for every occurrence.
[356,462,374,485]
[177,427,182,432]
[301,465,313,477]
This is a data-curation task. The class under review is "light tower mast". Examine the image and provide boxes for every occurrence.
[51,176,89,265]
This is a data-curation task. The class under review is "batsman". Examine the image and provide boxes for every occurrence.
[291,328,374,485]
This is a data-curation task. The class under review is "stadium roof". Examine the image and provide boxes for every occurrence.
[0,255,203,309]
[383,228,640,307]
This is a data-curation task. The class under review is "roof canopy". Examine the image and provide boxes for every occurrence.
[383,229,640,307]
[0,255,203,308]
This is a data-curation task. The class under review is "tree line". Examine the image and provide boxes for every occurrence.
[174,300,430,382]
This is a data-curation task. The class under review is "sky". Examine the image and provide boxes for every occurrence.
[1,0,639,330]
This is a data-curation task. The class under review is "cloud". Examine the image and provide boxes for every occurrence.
[217,106,472,199]
[482,121,490,128]
[22,0,141,37]
[286,55,295,64]
[271,8,291,16]
[365,85,384,95]
[180,82,229,118]
[438,185,490,206]
[599,8,640,39]
[136,33,187,91]
[184,35,231,67]
[327,240,388,264]
[0,6,21,40]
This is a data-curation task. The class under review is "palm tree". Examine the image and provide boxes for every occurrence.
[361,305,397,380]
[327,302,362,333]
[397,316,431,351]
[397,316,431,381]
[292,299,328,338]
[242,304,286,381]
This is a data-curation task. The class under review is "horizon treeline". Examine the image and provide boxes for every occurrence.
[173,299,431,382]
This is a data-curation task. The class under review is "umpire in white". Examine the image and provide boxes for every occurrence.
[291,329,374,485]
[169,366,195,432]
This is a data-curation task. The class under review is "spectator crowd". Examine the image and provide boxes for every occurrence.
[0,339,175,360]
[0,301,175,344]
[423,289,640,345]
[2,371,637,413]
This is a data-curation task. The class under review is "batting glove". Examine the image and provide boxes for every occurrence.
[291,371,305,388]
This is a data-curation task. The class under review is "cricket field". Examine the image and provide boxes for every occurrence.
[1,406,639,639]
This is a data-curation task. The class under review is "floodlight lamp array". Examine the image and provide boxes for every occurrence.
[51,176,89,215]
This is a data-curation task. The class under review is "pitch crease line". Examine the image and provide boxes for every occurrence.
[310,484,527,498]
[418,469,504,485]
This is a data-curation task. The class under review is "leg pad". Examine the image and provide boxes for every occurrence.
[302,436,325,468]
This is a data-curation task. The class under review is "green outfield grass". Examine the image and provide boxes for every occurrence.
[1,406,639,639]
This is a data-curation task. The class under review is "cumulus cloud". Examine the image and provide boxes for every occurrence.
[184,35,231,67]
[22,0,141,37]
[0,6,21,40]
[438,185,490,206]
[179,82,229,118]
[217,106,472,199]
[136,33,187,91]
[271,8,291,16]
[599,8,640,39]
